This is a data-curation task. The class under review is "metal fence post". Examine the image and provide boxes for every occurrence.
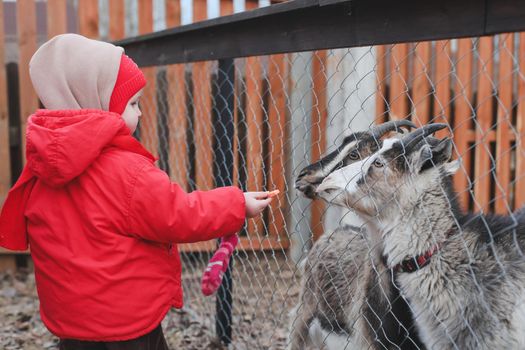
[214,58,235,345]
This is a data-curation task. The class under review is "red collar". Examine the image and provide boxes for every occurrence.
[393,244,441,273]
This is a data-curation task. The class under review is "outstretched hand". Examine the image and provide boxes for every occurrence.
[244,191,279,218]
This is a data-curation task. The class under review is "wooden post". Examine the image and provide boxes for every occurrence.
[166,0,189,190]
[411,42,431,126]
[390,43,409,119]
[267,54,288,243]
[47,0,67,39]
[245,56,265,236]
[516,34,525,209]
[109,0,125,41]
[0,0,10,208]
[17,0,39,164]
[78,0,99,39]
[137,0,158,157]
[192,0,213,190]
[494,34,514,214]
[310,50,327,241]
[453,38,474,210]
[473,37,494,213]
[433,40,452,138]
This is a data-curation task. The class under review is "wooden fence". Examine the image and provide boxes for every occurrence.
[377,35,525,215]
[0,0,292,266]
[0,0,524,268]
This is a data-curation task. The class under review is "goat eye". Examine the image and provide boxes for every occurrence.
[373,159,384,168]
[349,151,359,160]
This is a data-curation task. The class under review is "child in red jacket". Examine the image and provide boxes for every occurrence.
[0,33,272,349]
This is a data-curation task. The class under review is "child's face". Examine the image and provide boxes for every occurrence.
[121,88,144,133]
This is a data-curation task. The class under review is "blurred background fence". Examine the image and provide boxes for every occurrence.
[1,0,525,349]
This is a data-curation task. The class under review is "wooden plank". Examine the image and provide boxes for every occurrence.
[375,45,387,122]
[0,248,28,255]
[245,56,265,236]
[267,54,288,240]
[138,0,159,158]
[108,0,125,41]
[46,0,67,39]
[411,42,431,126]
[494,34,514,214]
[166,64,188,189]
[192,0,214,190]
[473,36,494,213]
[515,33,525,208]
[389,43,409,119]
[236,236,289,251]
[77,0,99,39]
[165,0,189,190]
[178,236,289,253]
[221,0,234,16]
[166,0,182,27]
[232,67,240,189]
[433,40,452,138]
[453,38,474,209]
[17,0,39,164]
[311,50,327,241]
[0,0,10,206]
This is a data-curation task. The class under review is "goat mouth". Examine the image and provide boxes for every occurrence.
[295,184,319,199]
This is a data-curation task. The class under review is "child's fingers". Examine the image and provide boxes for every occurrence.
[258,198,272,209]
[251,190,280,200]
[251,191,270,200]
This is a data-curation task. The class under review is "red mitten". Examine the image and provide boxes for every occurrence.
[201,234,239,296]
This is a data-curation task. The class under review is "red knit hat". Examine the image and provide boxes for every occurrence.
[109,54,146,115]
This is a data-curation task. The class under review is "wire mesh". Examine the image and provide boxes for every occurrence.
[134,32,525,349]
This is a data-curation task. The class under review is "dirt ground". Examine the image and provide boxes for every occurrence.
[0,251,301,350]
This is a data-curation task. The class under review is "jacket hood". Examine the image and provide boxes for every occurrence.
[29,34,123,111]
[26,109,130,187]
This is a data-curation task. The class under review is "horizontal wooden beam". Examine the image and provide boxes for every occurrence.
[0,247,28,255]
[115,0,525,66]
[178,236,289,253]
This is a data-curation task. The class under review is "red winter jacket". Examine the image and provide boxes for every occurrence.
[0,109,246,341]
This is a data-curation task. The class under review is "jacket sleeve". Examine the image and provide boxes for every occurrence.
[126,163,246,244]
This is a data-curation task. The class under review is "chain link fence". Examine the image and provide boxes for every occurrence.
[124,30,525,349]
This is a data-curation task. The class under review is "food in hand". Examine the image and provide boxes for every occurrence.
[266,190,280,198]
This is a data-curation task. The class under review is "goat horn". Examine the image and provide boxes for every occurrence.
[400,123,448,153]
[370,120,417,139]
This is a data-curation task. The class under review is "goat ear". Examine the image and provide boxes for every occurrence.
[411,144,433,173]
[443,160,460,175]
[413,138,453,173]
[432,138,453,164]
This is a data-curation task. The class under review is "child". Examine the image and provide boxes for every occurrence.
[0,33,272,349]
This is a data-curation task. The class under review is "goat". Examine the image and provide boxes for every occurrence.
[317,124,525,349]
[289,120,424,350]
